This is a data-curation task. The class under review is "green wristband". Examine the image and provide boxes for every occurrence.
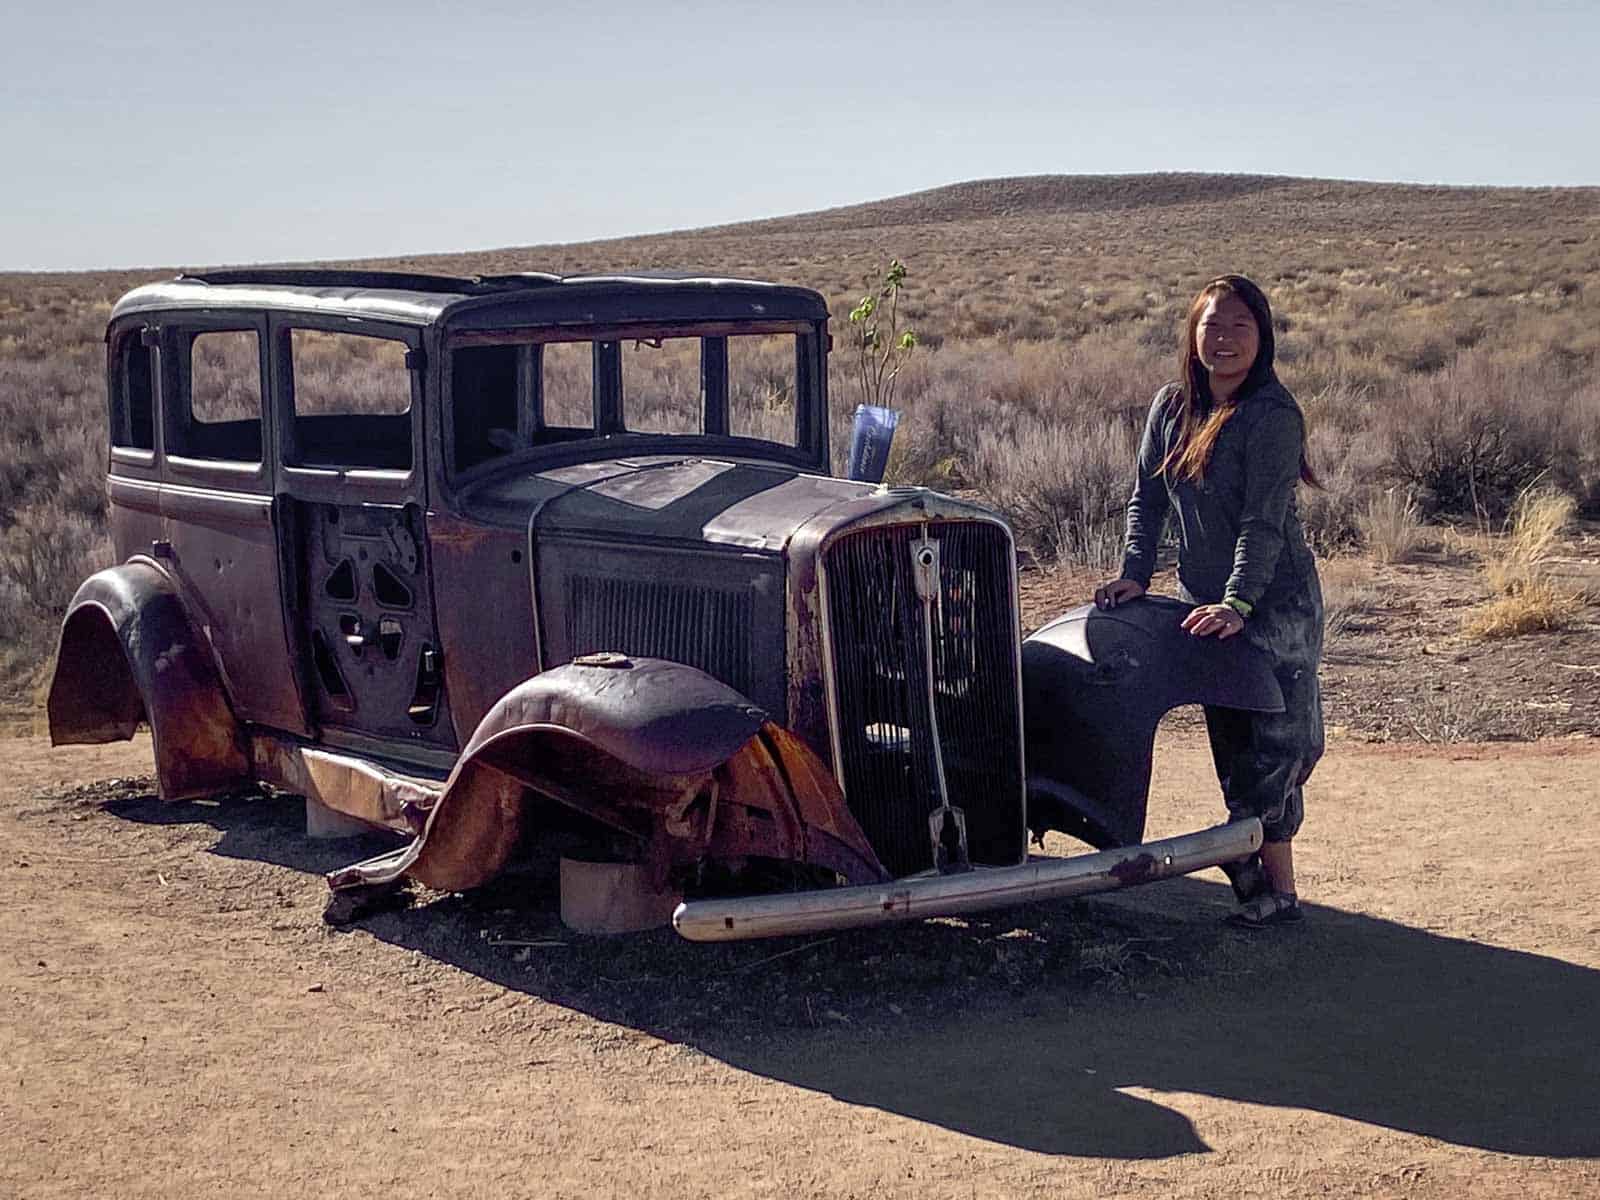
[1222,596,1253,619]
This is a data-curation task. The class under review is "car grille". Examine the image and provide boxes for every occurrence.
[565,574,755,700]
[822,520,1024,876]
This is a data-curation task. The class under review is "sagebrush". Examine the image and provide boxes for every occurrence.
[3,174,1599,696]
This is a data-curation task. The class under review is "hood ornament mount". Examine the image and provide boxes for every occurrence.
[910,528,970,874]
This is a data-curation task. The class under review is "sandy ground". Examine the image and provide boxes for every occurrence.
[4,729,1599,1200]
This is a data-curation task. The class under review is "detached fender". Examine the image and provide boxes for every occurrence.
[328,656,888,895]
[1022,596,1283,848]
[47,561,248,800]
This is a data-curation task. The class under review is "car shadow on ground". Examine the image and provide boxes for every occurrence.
[102,786,1600,1161]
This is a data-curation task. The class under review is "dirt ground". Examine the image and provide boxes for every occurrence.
[5,723,1599,1200]
[1018,522,1600,744]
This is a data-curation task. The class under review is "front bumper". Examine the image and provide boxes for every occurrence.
[672,818,1262,941]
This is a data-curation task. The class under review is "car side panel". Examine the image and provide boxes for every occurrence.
[426,512,539,743]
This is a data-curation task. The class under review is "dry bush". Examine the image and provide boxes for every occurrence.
[0,505,114,686]
[1462,488,1584,638]
[1376,350,1600,520]
[1484,487,1577,593]
[1359,488,1426,564]
[1462,579,1584,639]
[968,414,1137,570]
[1297,420,1371,553]
[6,174,1600,697]
[1319,557,1384,639]
[1396,686,1538,744]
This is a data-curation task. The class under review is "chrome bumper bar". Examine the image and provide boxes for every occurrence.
[673,818,1262,942]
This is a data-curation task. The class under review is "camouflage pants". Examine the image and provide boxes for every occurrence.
[1185,581,1325,843]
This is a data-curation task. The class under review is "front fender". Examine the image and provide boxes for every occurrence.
[47,560,248,800]
[1022,596,1283,848]
[328,656,888,896]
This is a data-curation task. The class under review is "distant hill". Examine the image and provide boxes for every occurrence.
[6,171,1597,349]
[352,172,1595,345]
[388,171,1597,271]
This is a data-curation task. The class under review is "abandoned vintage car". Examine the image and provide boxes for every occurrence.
[49,268,1281,939]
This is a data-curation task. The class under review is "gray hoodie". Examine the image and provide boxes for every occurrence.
[1119,379,1319,610]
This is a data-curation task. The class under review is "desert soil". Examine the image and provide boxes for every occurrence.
[4,720,1599,1199]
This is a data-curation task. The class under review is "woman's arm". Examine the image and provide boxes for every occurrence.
[1118,390,1173,589]
[1224,404,1306,607]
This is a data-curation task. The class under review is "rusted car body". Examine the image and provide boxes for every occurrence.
[50,269,1277,939]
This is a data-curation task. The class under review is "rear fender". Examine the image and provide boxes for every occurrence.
[1022,596,1283,848]
[328,656,888,895]
[47,561,249,800]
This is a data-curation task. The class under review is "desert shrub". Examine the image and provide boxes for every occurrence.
[1375,350,1593,519]
[0,357,108,528]
[0,504,114,685]
[968,413,1137,569]
[1295,412,1381,553]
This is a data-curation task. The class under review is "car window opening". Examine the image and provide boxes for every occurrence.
[288,329,412,471]
[173,330,262,463]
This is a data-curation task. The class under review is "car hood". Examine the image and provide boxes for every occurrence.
[460,456,880,553]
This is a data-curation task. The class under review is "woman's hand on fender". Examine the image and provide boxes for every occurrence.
[1093,579,1146,610]
[1181,603,1246,639]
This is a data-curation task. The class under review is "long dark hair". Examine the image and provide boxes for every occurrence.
[1160,274,1319,487]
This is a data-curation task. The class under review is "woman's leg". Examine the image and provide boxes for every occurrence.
[1260,838,1296,896]
[1203,704,1273,901]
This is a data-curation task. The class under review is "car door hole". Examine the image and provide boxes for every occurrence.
[378,615,404,661]
[372,560,414,609]
[324,558,358,602]
[311,629,353,708]
[338,613,366,657]
[408,645,442,725]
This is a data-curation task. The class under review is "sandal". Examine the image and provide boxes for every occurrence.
[1227,891,1303,929]
[1221,852,1271,903]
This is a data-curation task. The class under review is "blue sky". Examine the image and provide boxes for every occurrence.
[4,0,1597,271]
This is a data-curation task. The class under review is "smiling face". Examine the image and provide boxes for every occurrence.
[1194,292,1261,393]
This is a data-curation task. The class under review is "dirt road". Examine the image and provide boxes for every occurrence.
[4,730,1598,1199]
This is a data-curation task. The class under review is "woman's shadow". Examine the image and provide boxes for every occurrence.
[105,786,1600,1161]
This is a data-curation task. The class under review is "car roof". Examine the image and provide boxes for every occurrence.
[109,269,830,328]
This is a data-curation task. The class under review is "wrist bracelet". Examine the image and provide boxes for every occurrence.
[1222,596,1252,619]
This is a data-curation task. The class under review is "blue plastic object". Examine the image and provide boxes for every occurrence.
[846,404,900,483]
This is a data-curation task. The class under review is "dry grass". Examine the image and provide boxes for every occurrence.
[1462,489,1585,638]
[1358,488,1426,564]
[4,173,1600,695]
[1320,557,1386,640]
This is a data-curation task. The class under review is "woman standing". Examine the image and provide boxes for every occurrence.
[1094,274,1324,928]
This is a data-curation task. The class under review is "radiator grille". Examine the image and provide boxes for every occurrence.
[565,575,754,699]
[823,520,1024,876]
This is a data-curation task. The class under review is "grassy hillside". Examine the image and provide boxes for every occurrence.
[3,173,1598,696]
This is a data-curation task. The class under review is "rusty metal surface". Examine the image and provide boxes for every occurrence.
[459,656,769,775]
[1021,596,1285,849]
[425,513,538,741]
[326,658,887,898]
[249,733,438,835]
[154,478,310,736]
[48,561,249,801]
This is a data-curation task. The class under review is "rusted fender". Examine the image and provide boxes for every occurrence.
[327,656,888,896]
[1022,596,1284,849]
[48,560,249,801]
